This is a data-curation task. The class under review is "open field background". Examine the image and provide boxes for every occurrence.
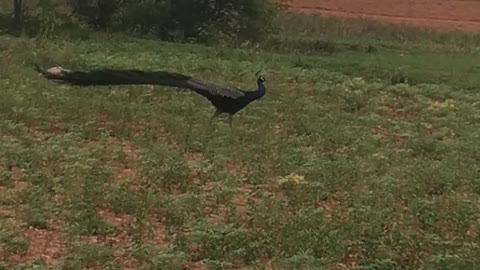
[1,1,480,269]
[285,0,480,32]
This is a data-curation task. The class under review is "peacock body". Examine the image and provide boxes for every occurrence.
[35,65,267,127]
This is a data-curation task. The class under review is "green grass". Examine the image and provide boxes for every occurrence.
[273,11,480,45]
[264,34,480,90]
[265,11,480,91]
[1,30,480,269]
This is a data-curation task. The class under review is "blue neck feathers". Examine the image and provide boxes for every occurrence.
[253,79,266,99]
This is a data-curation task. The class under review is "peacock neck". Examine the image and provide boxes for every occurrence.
[254,80,266,98]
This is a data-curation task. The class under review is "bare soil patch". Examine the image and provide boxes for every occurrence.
[284,0,480,32]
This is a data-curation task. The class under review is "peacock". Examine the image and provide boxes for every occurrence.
[34,65,267,127]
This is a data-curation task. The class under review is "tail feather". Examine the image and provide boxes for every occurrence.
[35,64,246,99]
[34,64,192,88]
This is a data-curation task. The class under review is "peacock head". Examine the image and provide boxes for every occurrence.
[255,70,266,83]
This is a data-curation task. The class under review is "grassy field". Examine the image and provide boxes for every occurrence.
[1,22,480,270]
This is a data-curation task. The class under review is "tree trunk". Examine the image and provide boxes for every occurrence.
[95,0,119,30]
[13,0,23,30]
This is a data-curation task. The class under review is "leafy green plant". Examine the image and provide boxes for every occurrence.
[0,221,30,258]
[1,25,480,268]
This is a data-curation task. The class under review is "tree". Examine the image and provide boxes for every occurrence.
[67,0,120,30]
[8,0,282,45]
[13,0,23,31]
[156,0,279,43]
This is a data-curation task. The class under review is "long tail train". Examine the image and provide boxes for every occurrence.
[34,64,191,88]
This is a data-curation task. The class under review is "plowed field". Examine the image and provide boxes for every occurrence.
[285,0,480,32]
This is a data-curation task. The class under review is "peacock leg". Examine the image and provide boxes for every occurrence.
[209,109,221,125]
[228,114,233,128]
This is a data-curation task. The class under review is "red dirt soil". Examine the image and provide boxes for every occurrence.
[284,0,480,33]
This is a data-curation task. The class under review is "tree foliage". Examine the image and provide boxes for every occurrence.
[13,0,23,29]
[8,0,281,44]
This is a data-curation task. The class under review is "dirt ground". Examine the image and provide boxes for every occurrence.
[284,0,480,32]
